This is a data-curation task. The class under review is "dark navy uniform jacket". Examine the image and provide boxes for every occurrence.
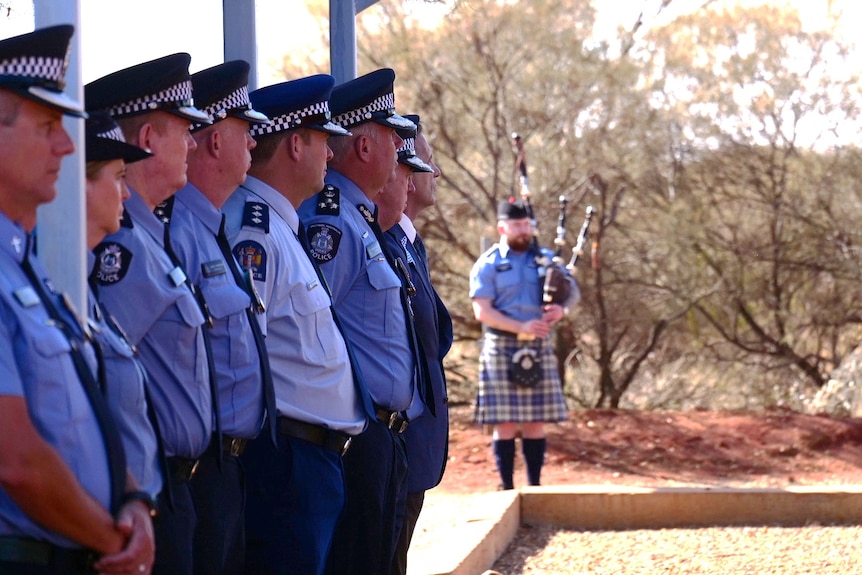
[386,217,453,492]
[93,188,212,459]
[0,215,111,546]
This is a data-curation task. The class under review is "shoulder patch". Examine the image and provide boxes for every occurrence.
[153,196,175,224]
[93,242,133,285]
[233,240,267,282]
[120,206,133,229]
[315,184,340,215]
[307,223,342,262]
[242,201,269,233]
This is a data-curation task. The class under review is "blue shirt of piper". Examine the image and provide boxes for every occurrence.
[469,240,545,322]
[87,253,162,498]
[297,170,414,412]
[223,177,365,436]
[167,183,265,440]
[0,214,111,547]
[92,188,211,459]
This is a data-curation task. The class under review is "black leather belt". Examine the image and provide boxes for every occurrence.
[375,407,409,434]
[0,537,97,573]
[167,456,200,482]
[486,327,519,338]
[277,417,352,456]
[221,435,248,457]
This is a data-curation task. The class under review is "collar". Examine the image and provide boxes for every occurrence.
[123,187,167,247]
[398,213,417,243]
[240,175,300,234]
[325,169,375,214]
[0,213,29,264]
[174,183,222,235]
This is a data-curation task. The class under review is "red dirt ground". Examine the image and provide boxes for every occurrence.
[435,406,862,493]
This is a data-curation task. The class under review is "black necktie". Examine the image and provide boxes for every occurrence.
[21,237,127,514]
[216,216,278,445]
[160,215,222,462]
[297,221,376,420]
[366,208,435,417]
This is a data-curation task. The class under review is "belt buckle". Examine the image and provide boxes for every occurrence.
[341,436,352,456]
[226,437,243,457]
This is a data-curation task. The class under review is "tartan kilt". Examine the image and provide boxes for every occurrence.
[474,333,569,424]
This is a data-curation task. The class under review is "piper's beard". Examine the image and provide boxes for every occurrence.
[507,235,532,252]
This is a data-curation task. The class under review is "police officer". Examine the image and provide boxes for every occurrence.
[469,200,579,490]
[297,68,421,575]
[0,25,154,575]
[163,60,272,575]
[85,54,214,575]
[223,73,372,575]
[384,116,453,575]
[84,111,162,504]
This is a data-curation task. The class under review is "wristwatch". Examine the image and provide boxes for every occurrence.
[121,490,158,517]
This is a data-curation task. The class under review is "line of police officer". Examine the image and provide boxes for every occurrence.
[0,23,451,575]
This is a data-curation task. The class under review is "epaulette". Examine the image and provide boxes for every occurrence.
[119,206,133,229]
[153,196,175,224]
[242,201,270,233]
[315,184,340,215]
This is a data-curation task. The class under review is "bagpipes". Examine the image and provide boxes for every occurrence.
[511,133,594,306]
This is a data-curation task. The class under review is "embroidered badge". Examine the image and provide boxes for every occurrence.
[153,197,175,224]
[315,185,340,215]
[242,202,269,233]
[201,260,227,278]
[233,240,267,281]
[93,242,133,285]
[307,223,342,262]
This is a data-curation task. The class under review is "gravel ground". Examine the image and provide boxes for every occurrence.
[492,523,862,574]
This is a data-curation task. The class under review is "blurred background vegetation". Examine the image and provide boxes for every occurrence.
[281,0,862,412]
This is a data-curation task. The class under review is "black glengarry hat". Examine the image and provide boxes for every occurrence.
[396,114,433,173]
[85,111,152,164]
[498,199,530,220]
[85,53,210,124]
[330,68,415,133]
[0,24,84,117]
[248,74,350,138]
[190,60,269,132]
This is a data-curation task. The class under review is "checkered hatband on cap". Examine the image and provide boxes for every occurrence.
[191,85,250,130]
[332,92,395,128]
[398,136,417,157]
[97,125,128,143]
[250,99,330,137]
[107,79,195,118]
[0,55,68,88]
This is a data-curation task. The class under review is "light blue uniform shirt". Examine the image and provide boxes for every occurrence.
[93,189,211,459]
[0,215,111,547]
[168,184,265,439]
[87,252,162,498]
[297,170,414,412]
[224,177,365,435]
[469,241,545,322]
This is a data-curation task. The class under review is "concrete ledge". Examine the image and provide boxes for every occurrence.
[408,490,520,575]
[520,485,862,530]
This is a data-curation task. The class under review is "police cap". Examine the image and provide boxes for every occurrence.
[190,60,269,132]
[396,114,433,173]
[330,68,415,133]
[85,53,210,124]
[85,111,152,164]
[0,25,84,117]
[249,74,350,138]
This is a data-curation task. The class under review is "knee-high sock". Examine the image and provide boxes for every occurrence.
[522,437,546,486]
[492,439,516,490]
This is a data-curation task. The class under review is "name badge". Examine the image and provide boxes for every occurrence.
[168,266,187,287]
[366,241,382,260]
[202,260,227,278]
[14,286,40,308]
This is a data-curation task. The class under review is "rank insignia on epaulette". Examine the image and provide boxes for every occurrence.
[242,202,269,233]
[315,184,340,215]
[233,240,267,281]
[357,203,375,224]
[93,242,133,285]
[307,223,342,262]
[153,197,175,224]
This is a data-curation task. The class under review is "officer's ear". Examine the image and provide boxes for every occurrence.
[283,131,302,161]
